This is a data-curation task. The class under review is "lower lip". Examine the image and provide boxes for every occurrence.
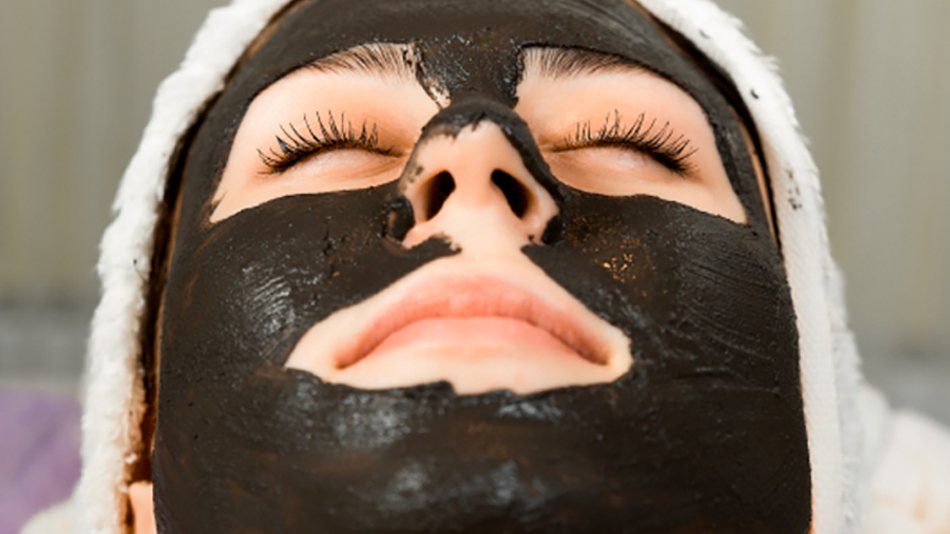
[367,316,581,360]
[332,316,604,393]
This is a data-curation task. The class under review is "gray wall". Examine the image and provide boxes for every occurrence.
[1,0,948,421]
[0,0,222,304]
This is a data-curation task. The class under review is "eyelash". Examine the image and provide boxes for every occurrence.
[257,110,393,174]
[558,110,698,175]
[259,109,695,176]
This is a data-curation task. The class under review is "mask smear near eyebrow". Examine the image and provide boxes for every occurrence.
[154,0,810,532]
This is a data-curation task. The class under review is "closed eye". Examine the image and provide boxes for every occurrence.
[257,110,399,175]
[552,110,698,176]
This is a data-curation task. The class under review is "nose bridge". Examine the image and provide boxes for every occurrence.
[399,97,559,255]
[400,96,554,186]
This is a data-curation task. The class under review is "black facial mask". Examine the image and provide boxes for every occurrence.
[154,1,810,532]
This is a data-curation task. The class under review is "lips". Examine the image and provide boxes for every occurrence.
[338,275,605,367]
[285,256,633,394]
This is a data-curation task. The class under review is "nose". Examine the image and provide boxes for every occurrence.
[400,121,558,259]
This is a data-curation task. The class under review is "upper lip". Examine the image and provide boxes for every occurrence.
[285,256,630,376]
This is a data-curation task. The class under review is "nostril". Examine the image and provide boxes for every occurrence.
[422,171,456,221]
[491,170,529,218]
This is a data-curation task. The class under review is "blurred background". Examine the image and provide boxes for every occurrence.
[0,0,947,529]
[1,0,948,448]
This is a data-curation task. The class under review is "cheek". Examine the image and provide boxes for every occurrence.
[527,193,797,383]
[162,186,454,374]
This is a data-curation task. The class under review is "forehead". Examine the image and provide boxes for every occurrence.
[232,0,711,106]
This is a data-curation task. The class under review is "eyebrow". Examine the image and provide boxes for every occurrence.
[307,43,639,82]
[308,43,416,79]
[522,47,643,79]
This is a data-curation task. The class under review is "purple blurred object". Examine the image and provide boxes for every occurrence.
[0,388,81,534]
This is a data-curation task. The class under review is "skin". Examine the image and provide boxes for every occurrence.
[214,47,748,394]
[212,54,746,222]
[145,0,809,531]
[131,45,773,531]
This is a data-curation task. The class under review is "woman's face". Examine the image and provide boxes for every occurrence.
[152,1,810,532]
[212,47,745,224]
[208,44,751,394]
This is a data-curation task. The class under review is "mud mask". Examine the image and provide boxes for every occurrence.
[154,1,810,532]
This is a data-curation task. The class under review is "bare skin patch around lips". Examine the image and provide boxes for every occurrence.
[284,255,634,395]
